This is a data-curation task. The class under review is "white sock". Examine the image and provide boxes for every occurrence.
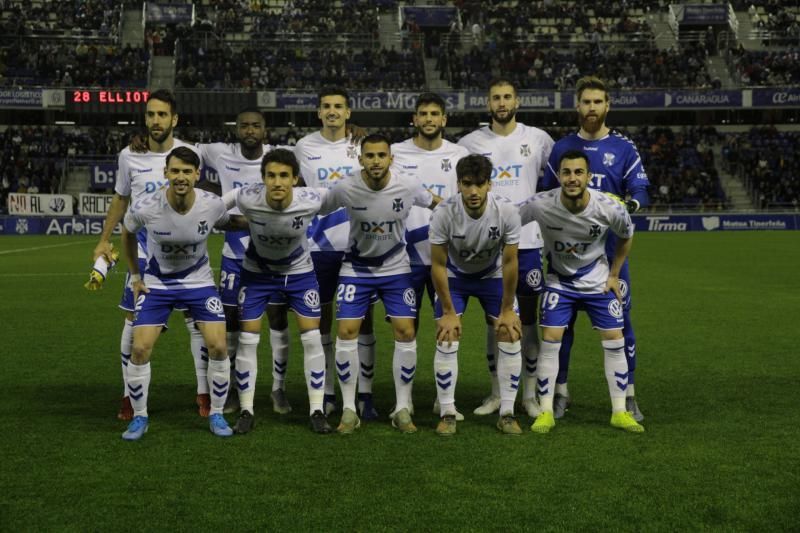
[185,317,208,394]
[126,362,151,418]
[226,331,238,384]
[321,333,335,396]
[357,333,376,395]
[120,319,134,396]
[393,340,417,412]
[270,328,289,392]
[537,340,561,413]
[236,331,260,414]
[521,324,539,401]
[301,329,325,414]
[555,382,570,397]
[627,383,636,398]
[207,358,230,415]
[486,328,500,398]
[497,340,522,415]
[434,341,459,416]
[335,338,359,412]
[603,338,628,413]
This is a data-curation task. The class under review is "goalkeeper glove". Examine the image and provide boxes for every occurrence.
[84,246,120,290]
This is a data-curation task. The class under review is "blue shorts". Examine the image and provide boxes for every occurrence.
[133,285,225,327]
[539,288,624,331]
[517,248,544,297]
[336,274,416,320]
[118,259,194,311]
[410,264,435,310]
[312,250,345,304]
[239,270,321,321]
[218,255,243,307]
[434,276,517,320]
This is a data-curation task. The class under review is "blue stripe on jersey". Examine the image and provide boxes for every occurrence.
[310,209,348,251]
[224,229,248,256]
[245,243,305,269]
[405,225,429,265]
[146,255,209,279]
[346,241,406,268]
[445,257,497,280]
[548,256,601,288]
[136,228,148,252]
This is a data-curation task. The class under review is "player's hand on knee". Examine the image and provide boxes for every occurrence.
[604,275,622,303]
[436,313,461,347]
[495,310,521,342]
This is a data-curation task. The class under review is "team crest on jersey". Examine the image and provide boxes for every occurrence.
[303,289,321,309]
[292,216,303,229]
[488,226,500,240]
[392,198,404,212]
[441,158,452,172]
[589,224,602,238]
[608,299,623,319]
[402,288,417,307]
[520,144,531,157]
[603,152,615,166]
[346,145,358,159]
[197,220,209,235]
[205,296,224,314]
[525,269,542,289]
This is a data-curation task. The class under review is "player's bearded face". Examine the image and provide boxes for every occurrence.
[145,100,177,144]
[359,142,392,183]
[237,113,265,148]
[488,85,519,125]
[459,178,490,212]
[559,159,590,199]
[414,104,446,140]
[577,89,609,134]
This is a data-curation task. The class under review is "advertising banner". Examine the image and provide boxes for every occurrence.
[8,193,74,216]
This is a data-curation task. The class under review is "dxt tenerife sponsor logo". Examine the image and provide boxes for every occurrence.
[257,234,298,247]
[553,240,591,256]
[490,164,523,186]
[316,166,354,182]
[160,243,201,257]
[360,220,398,241]
[144,179,169,194]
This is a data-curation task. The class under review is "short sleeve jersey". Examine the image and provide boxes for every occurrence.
[518,188,633,294]
[294,131,361,253]
[429,192,521,280]
[390,138,468,266]
[123,189,228,290]
[458,122,554,249]
[235,184,328,276]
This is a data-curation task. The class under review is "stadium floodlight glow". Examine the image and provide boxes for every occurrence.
[224,121,236,126]
[55,121,75,125]
[117,121,132,125]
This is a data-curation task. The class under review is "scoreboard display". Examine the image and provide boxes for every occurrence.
[67,90,151,114]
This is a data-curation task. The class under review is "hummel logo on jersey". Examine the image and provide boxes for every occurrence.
[520,144,531,157]
[488,226,500,239]
[134,168,153,173]
[452,234,465,239]
[546,225,563,231]
[307,155,322,160]
[583,145,599,151]
[403,164,418,170]
[292,216,303,229]
[352,206,367,211]
[346,146,358,159]
[589,224,602,238]
[481,152,492,157]
[392,198,404,212]
[225,165,241,172]
[603,152,616,166]
[197,221,209,235]
[153,230,172,236]
[441,159,452,172]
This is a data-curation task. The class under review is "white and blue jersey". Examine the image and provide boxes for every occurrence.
[518,188,633,295]
[429,192,520,280]
[457,122,553,250]
[234,184,328,276]
[324,171,433,278]
[295,132,361,253]
[123,189,229,290]
[391,138,467,267]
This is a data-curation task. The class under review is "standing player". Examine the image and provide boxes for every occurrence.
[226,149,332,434]
[519,150,644,434]
[390,92,469,420]
[92,89,209,421]
[196,108,296,416]
[120,147,234,440]
[294,87,377,419]
[458,78,554,417]
[325,134,440,434]
[541,76,650,421]
[429,155,523,436]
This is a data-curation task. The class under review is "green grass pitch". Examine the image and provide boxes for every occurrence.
[1,232,798,531]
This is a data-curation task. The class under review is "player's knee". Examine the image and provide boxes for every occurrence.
[131,343,152,364]
[496,327,516,343]
[393,325,416,342]
[206,340,227,360]
[337,325,359,340]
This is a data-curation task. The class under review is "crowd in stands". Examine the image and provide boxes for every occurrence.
[0,0,120,37]
[728,46,800,85]
[722,127,800,209]
[176,43,423,90]
[248,0,380,38]
[0,40,148,87]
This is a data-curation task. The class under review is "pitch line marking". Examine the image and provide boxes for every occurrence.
[0,240,94,255]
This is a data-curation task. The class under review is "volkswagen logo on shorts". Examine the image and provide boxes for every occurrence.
[619,279,629,299]
[303,289,321,309]
[403,288,416,307]
[205,296,224,314]
[525,269,542,289]
[607,299,623,318]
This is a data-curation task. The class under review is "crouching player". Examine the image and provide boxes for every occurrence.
[226,148,332,435]
[120,147,236,441]
[518,150,644,434]
[429,154,523,436]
